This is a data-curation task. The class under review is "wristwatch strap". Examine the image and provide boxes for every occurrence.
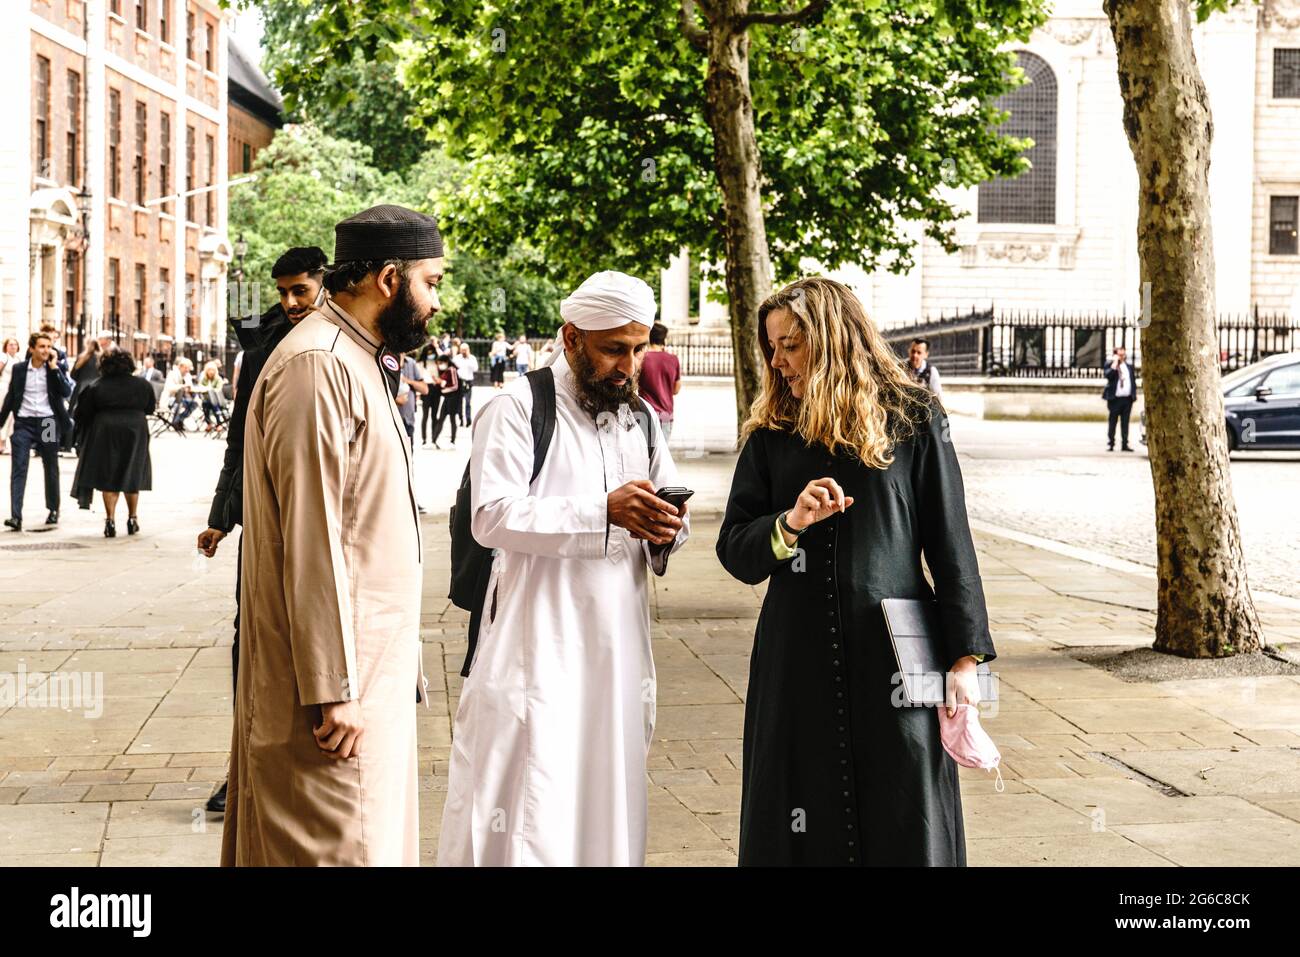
[778,510,807,538]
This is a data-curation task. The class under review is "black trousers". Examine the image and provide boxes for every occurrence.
[432,393,461,444]
[1107,397,1135,446]
[9,417,60,521]
[420,393,439,442]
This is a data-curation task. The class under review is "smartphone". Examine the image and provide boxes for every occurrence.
[654,486,694,512]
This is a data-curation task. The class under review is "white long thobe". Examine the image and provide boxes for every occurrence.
[437,350,689,866]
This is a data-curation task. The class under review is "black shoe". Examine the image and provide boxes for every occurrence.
[1107,444,1115,451]
[206,780,227,814]
[1122,444,1134,452]
[45,510,58,525]
[104,519,116,538]
[127,517,139,535]
[3,518,19,532]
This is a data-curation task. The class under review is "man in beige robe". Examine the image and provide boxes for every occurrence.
[221,205,445,866]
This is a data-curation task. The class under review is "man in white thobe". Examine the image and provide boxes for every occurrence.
[438,271,690,866]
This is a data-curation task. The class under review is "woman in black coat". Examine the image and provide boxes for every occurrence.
[71,349,156,537]
[716,277,996,866]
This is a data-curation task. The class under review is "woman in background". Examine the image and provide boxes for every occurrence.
[428,354,461,449]
[715,277,995,866]
[71,349,156,537]
[0,337,19,454]
[196,361,227,431]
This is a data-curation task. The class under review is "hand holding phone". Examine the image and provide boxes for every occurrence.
[608,482,690,544]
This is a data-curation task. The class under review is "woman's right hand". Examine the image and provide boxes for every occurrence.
[787,478,855,532]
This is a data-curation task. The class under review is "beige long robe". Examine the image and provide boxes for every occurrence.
[220,299,426,867]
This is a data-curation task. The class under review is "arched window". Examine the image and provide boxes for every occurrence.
[979,51,1057,225]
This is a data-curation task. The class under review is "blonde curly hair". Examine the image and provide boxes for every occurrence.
[742,276,935,469]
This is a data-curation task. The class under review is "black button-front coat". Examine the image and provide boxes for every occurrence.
[715,402,996,866]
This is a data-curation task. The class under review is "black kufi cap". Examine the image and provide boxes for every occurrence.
[333,204,444,263]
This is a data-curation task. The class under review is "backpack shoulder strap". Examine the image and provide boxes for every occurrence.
[637,397,657,464]
[527,367,556,485]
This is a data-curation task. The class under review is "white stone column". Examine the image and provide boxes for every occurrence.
[0,7,34,343]
[660,247,690,326]
[1196,8,1258,315]
[172,0,186,346]
[698,262,729,329]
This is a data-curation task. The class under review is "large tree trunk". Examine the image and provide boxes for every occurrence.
[1104,0,1262,657]
[702,1,771,431]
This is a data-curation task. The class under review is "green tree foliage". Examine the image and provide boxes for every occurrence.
[228,123,409,289]
[259,1,429,173]
[228,122,562,336]
[259,0,1048,290]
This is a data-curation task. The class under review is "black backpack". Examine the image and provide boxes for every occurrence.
[448,366,656,677]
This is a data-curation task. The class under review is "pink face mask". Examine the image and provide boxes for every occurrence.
[938,704,1004,792]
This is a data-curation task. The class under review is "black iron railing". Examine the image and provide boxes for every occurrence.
[458,332,735,379]
[883,307,1299,378]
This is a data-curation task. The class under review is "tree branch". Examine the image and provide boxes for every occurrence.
[680,0,711,52]
[737,0,830,28]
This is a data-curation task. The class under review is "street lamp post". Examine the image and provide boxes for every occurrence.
[74,185,92,354]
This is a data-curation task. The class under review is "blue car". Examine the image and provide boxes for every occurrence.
[1141,352,1300,450]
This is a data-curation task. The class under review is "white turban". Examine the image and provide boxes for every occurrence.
[543,271,657,368]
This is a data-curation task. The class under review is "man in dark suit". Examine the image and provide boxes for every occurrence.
[1,332,73,530]
[194,245,327,814]
[1102,346,1137,452]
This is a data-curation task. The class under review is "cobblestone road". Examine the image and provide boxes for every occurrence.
[949,417,1300,599]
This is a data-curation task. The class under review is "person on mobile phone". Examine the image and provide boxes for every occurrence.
[439,270,689,867]
[1102,345,1137,451]
[716,277,995,867]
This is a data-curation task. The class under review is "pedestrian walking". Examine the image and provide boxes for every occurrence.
[715,276,995,866]
[1,332,72,531]
[397,351,428,452]
[69,349,155,537]
[512,334,533,376]
[428,354,461,448]
[1103,346,1137,451]
[638,322,682,440]
[419,344,441,445]
[489,331,508,388]
[451,342,478,426]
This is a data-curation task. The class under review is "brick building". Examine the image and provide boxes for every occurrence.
[227,36,280,181]
[1,0,234,367]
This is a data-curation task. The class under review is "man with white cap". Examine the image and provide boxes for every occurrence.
[438,270,690,866]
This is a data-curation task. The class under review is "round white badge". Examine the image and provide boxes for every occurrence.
[382,354,400,372]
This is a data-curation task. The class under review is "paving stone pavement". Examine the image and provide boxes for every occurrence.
[2,431,1299,866]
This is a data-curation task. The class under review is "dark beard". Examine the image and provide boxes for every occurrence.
[375,277,431,354]
[569,341,638,419]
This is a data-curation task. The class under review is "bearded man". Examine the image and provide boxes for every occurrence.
[437,270,690,867]
[221,205,442,866]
